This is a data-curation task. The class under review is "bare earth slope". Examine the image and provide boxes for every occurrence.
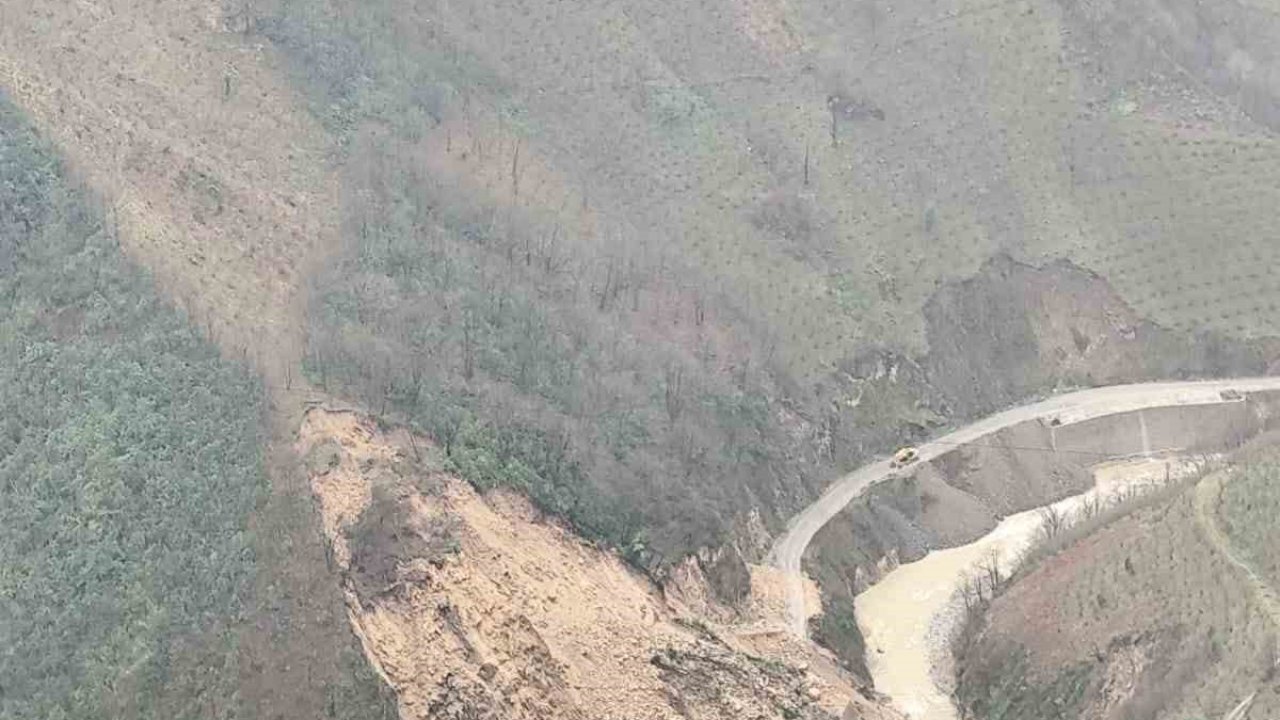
[297,407,902,720]
[856,457,1204,720]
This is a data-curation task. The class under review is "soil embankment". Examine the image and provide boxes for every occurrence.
[846,394,1280,719]
[954,452,1280,719]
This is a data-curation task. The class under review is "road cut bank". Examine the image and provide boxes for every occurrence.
[849,389,1280,720]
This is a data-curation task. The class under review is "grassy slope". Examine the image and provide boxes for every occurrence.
[956,468,1280,720]
[1221,462,1280,593]
[243,0,1280,352]
[0,96,393,720]
[211,0,1280,614]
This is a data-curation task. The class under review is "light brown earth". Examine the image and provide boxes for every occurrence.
[298,406,902,720]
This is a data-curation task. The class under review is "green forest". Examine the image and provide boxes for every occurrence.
[0,94,378,719]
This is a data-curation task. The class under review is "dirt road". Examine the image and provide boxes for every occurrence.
[769,377,1280,638]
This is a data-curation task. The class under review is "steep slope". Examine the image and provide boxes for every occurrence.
[245,0,1280,356]
[0,93,369,720]
[7,0,1280,715]
[240,0,1280,584]
[954,448,1280,720]
[217,0,1280,686]
[786,383,1280,676]
[0,0,339,382]
[0,5,396,718]
[297,406,902,720]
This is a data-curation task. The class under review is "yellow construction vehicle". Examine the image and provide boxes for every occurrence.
[891,446,919,468]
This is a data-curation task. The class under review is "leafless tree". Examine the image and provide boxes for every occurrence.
[960,574,978,612]
[511,139,521,200]
[1039,505,1068,542]
[1081,494,1101,521]
[461,312,476,381]
[981,550,1002,593]
[664,364,685,423]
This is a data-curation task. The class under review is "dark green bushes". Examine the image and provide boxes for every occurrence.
[0,96,265,719]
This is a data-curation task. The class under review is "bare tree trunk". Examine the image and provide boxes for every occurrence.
[598,262,615,311]
[982,551,1001,593]
[664,365,685,423]
[511,139,521,200]
[462,315,475,381]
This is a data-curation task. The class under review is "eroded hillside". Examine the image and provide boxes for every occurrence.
[297,406,902,720]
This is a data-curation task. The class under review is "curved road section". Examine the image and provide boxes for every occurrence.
[769,377,1280,637]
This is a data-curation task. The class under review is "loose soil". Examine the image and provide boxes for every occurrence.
[298,406,902,720]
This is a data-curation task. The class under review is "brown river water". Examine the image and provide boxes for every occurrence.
[854,457,1200,720]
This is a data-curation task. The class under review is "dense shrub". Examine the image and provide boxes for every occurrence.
[0,95,267,719]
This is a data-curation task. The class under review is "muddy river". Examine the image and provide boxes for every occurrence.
[854,457,1200,720]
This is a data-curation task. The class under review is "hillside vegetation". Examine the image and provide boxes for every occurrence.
[0,96,392,720]
[224,0,1280,590]
[0,95,266,717]
[238,0,1280,355]
[1221,462,1280,593]
[955,457,1280,720]
[3,0,1280,715]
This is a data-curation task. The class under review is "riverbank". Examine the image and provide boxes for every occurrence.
[855,457,1201,720]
